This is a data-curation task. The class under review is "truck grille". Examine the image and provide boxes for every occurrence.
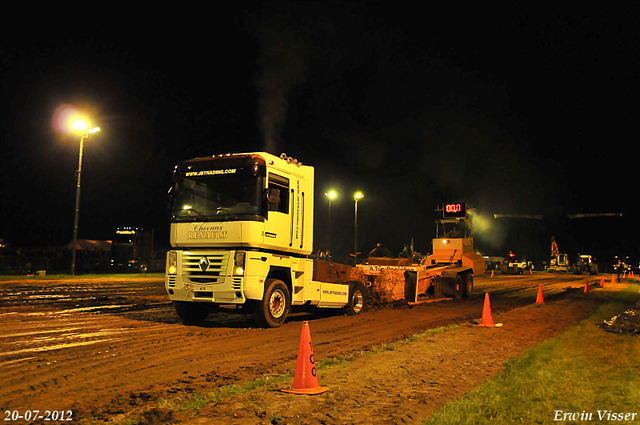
[183,251,230,284]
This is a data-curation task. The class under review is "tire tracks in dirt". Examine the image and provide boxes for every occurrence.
[0,274,615,423]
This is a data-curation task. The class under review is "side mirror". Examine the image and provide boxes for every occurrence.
[267,188,281,211]
[167,186,174,218]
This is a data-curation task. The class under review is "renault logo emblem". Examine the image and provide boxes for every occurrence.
[198,257,209,272]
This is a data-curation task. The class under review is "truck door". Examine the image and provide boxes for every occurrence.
[264,173,291,251]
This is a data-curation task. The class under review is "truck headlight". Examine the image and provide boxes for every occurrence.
[234,251,245,276]
[168,251,177,275]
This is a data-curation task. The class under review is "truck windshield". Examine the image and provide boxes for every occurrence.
[171,173,264,222]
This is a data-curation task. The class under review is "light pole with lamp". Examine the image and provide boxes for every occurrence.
[353,191,364,266]
[70,119,100,275]
[324,190,336,254]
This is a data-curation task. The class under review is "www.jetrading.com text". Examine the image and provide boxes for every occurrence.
[185,169,236,176]
[322,289,347,296]
[554,410,638,421]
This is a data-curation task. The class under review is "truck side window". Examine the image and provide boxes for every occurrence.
[268,173,289,214]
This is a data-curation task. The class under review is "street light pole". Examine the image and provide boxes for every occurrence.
[70,134,85,276]
[70,119,100,276]
[353,192,364,266]
[324,190,336,253]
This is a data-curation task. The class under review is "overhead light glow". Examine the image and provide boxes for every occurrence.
[325,190,337,199]
[72,119,88,131]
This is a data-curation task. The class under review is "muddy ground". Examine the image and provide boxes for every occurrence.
[0,273,627,424]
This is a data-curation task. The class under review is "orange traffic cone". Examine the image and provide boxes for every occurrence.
[530,268,533,275]
[478,293,496,327]
[491,270,495,277]
[535,284,544,304]
[282,321,330,395]
[624,271,627,279]
[612,274,617,284]
[584,278,590,293]
[600,276,605,288]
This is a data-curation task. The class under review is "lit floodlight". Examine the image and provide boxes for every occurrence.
[72,119,88,131]
[325,190,337,199]
[354,192,364,201]
[88,126,101,134]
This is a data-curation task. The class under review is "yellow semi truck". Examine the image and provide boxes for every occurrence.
[164,152,367,327]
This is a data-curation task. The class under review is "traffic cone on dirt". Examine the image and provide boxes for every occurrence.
[584,278,590,293]
[612,274,617,284]
[478,293,496,327]
[535,284,544,304]
[491,270,494,277]
[530,269,533,275]
[282,321,330,395]
[600,276,605,288]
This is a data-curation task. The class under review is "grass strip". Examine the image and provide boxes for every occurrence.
[424,284,640,425]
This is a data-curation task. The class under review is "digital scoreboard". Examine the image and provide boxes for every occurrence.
[442,203,467,218]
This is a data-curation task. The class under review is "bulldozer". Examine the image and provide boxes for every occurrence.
[358,203,485,304]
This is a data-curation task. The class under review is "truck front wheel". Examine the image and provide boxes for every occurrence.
[342,282,368,316]
[253,279,291,328]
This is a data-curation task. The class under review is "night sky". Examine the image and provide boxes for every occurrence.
[1,2,638,265]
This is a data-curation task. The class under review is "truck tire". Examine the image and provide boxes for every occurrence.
[453,274,463,299]
[461,273,473,298]
[342,282,368,316]
[253,279,291,328]
[174,301,210,322]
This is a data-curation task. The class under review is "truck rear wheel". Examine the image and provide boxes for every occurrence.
[342,282,368,316]
[174,301,210,322]
[253,279,291,328]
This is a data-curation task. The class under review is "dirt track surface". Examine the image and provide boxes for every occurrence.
[0,273,626,424]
